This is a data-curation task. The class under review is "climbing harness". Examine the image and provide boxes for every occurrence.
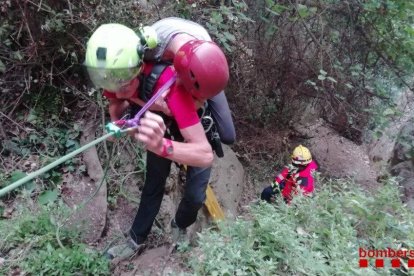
[199,102,224,158]
[137,63,225,158]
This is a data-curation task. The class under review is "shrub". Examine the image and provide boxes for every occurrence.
[191,178,414,275]
[0,204,109,275]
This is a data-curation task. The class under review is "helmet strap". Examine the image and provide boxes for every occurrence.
[136,44,145,60]
[136,28,147,46]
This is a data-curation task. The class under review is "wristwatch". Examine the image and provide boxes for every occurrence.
[160,138,174,157]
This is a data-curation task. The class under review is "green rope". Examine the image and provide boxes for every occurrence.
[0,127,133,198]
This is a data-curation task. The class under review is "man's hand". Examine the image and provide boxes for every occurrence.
[154,93,172,116]
[129,89,172,116]
[133,111,166,153]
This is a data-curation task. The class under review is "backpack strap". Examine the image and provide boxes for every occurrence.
[139,62,170,102]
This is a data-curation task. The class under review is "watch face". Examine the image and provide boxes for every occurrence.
[161,139,173,157]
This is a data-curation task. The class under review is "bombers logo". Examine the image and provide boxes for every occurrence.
[359,247,414,268]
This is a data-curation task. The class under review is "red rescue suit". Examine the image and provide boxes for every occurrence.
[272,160,318,202]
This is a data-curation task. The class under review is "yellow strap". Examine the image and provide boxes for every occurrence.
[205,185,225,221]
[182,165,225,221]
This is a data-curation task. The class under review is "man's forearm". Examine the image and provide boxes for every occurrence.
[108,100,129,121]
[153,140,213,168]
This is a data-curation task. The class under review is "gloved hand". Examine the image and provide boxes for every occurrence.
[292,173,302,187]
[271,180,285,192]
[286,164,299,177]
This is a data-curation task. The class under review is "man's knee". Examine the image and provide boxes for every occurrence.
[177,197,204,222]
[261,186,275,203]
[219,130,236,145]
[185,191,206,207]
[185,167,210,204]
[189,198,204,210]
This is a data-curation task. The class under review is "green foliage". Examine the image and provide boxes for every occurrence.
[0,204,109,275]
[0,172,7,187]
[205,2,251,52]
[26,85,64,117]
[171,0,251,52]
[1,123,81,192]
[38,189,59,205]
[24,244,109,276]
[1,0,414,273]
[2,171,35,191]
[362,0,414,72]
[2,121,80,158]
[1,206,74,250]
[191,178,414,275]
[225,0,414,144]
[247,94,278,125]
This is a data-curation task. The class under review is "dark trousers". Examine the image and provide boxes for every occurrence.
[261,186,290,204]
[208,92,236,145]
[129,151,211,244]
[261,186,279,203]
[127,92,233,244]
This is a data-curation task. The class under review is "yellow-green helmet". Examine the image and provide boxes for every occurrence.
[84,23,157,91]
[139,26,158,50]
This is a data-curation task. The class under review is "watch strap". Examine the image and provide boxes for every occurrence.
[160,138,173,157]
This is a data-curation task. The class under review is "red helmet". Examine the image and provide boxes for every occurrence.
[174,40,229,99]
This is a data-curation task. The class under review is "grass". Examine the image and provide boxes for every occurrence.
[0,200,110,275]
[190,177,414,275]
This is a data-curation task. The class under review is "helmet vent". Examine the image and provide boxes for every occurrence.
[194,81,200,90]
[96,47,107,60]
[190,70,195,80]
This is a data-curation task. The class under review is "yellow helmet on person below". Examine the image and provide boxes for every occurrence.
[84,23,157,91]
[292,145,312,165]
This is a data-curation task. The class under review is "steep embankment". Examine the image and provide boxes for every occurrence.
[295,119,378,189]
[368,92,414,210]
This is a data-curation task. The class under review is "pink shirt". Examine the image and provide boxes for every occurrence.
[103,63,199,129]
